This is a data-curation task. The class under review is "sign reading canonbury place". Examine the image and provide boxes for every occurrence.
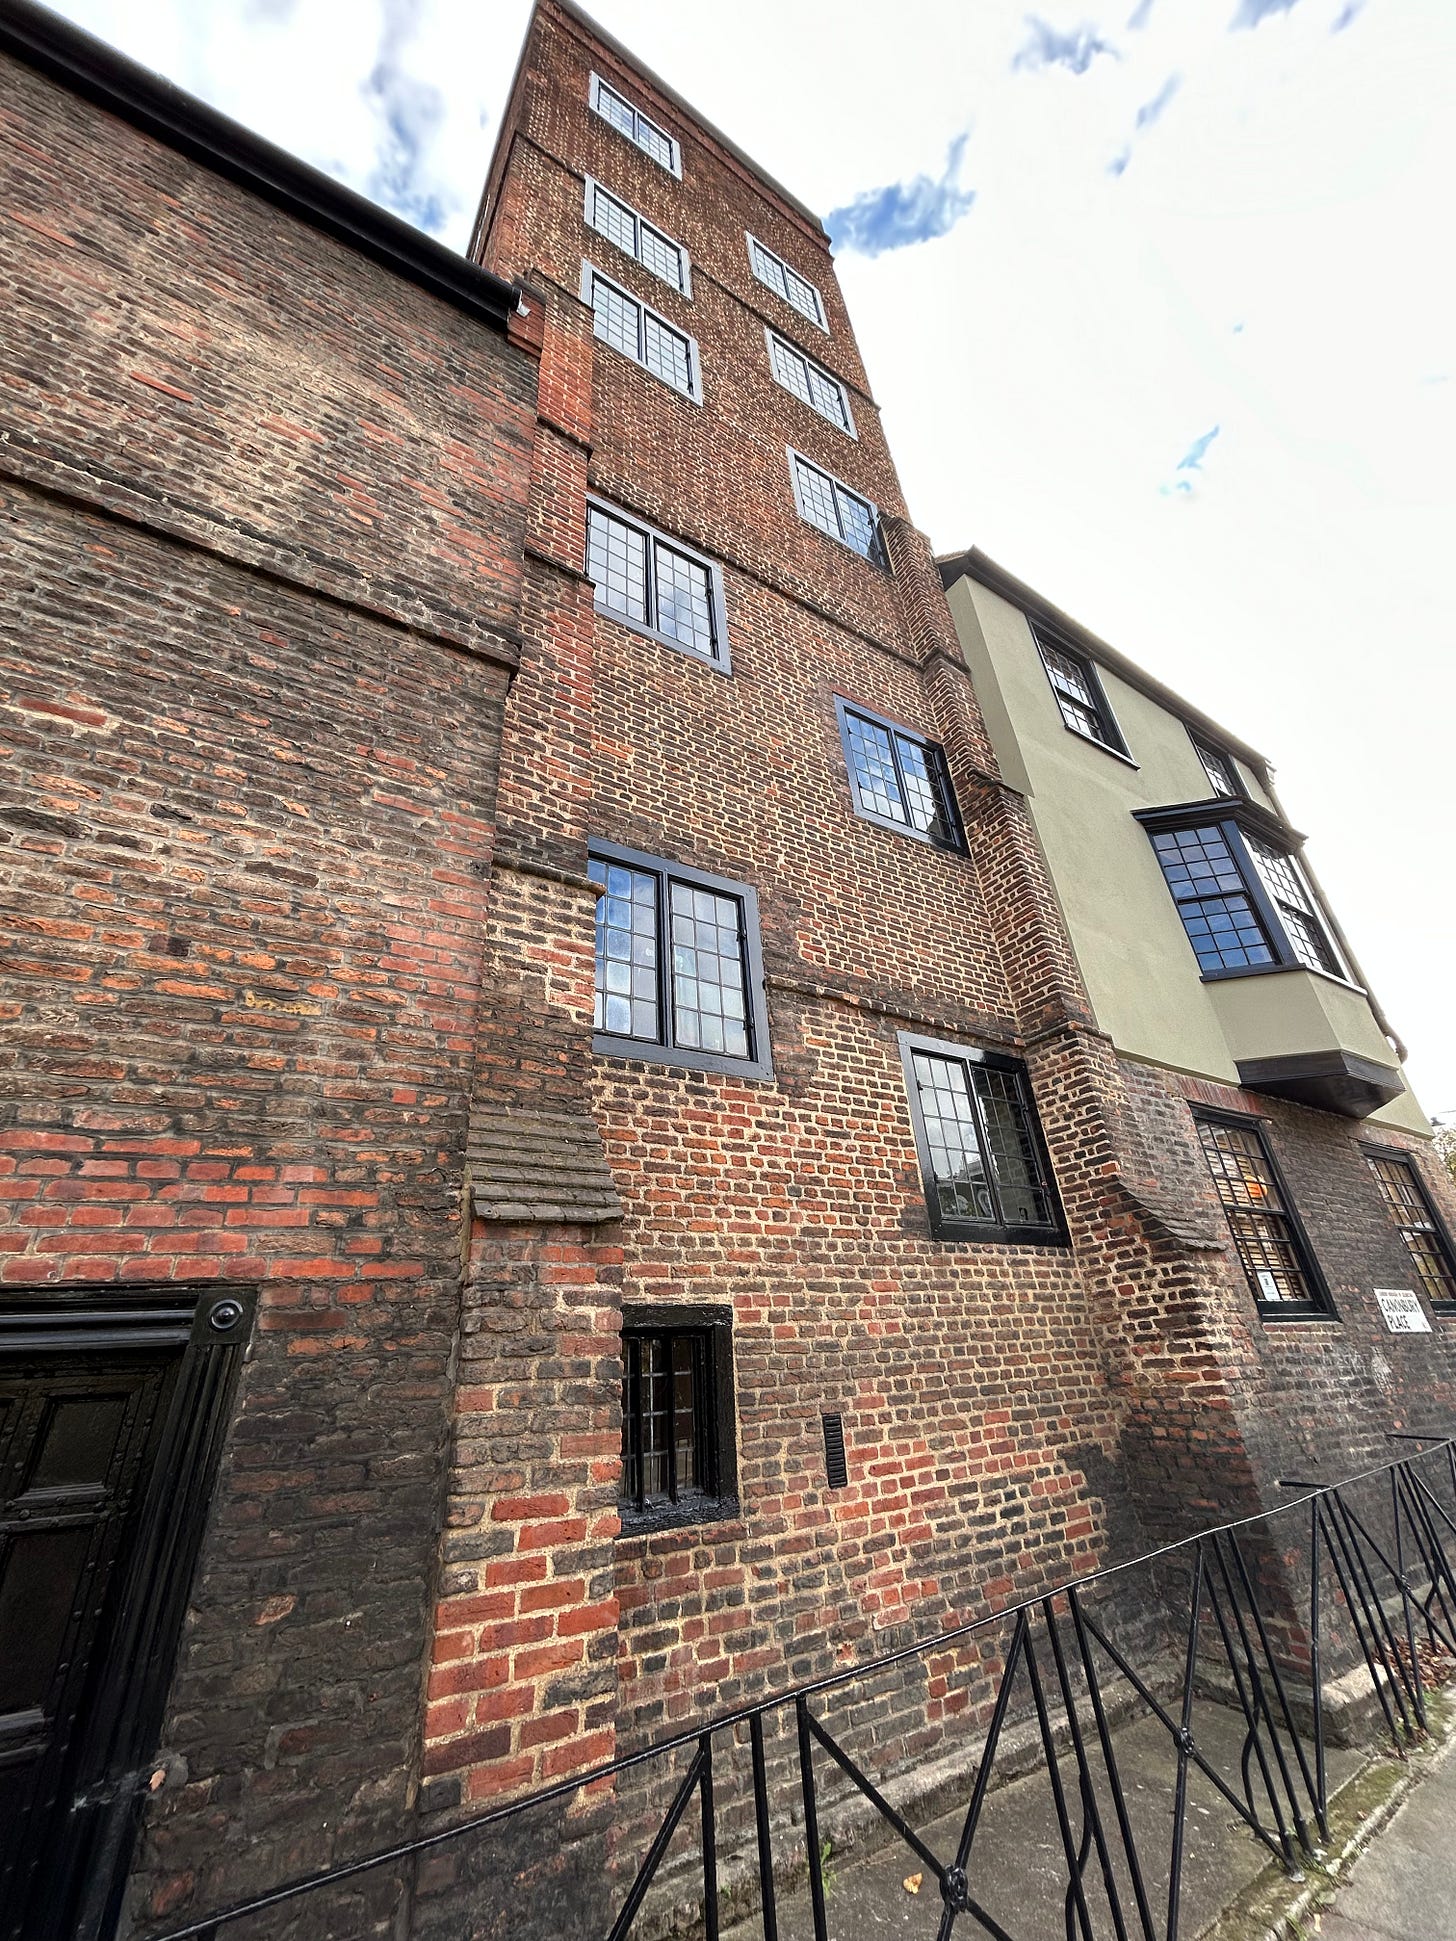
[1374,1288,1432,1334]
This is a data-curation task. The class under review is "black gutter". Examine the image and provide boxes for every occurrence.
[0,0,520,337]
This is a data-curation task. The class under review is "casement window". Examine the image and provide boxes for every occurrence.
[584,178,691,295]
[765,329,854,434]
[588,841,772,1079]
[898,1035,1065,1244]
[835,698,965,851]
[1194,1112,1331,1317]
[747,232,826,330]
[619,1306,736,1532]
[590,72,681,176]
[1140,810,1345,981]
[581,263,701,402]
[1191,735,1240,799]
[585,499,728,670]
[1032,628,1129,757]
[1363,1148,1456,1313]
[788,449,885,567]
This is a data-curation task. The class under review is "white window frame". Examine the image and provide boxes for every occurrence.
[746,231,827,332]
[580,262,702,404]
[786,447,885,567]
[583,177,692,297]
[764,327,855,437]
[590,71,681,177]
[585,496,730,674]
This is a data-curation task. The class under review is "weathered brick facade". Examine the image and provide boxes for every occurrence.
[5,3,1456,1936]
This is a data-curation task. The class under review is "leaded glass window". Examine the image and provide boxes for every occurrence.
[1150,826,1277,974]
[585,182,691,295]
[1193,738,1240,798]
[586,501,725,666]
[747,234,826,328]
[1365,1150,1456,1311]
[837,702,965,851]
[583,265,699,400]
[590,74,679,174]
[1244,836,1342,977]
[588,845,770,1077]
[900,1038,1063,1242]
[1195,1116,1327,1312]
[788,451,884,566]
[766,331,852,432]
[1033,630,1128,754]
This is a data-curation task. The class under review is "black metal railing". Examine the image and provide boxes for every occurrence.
[148,1434,1456,1941]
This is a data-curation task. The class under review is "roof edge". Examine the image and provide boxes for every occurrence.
[938,546,1274,778]
[0,0,520,337]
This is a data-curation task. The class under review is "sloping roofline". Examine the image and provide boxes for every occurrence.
[938,546,1274,782]
[0,0,520,337]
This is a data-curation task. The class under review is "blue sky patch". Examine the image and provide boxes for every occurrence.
[826,134,977,258]
[1012,15,1120,73]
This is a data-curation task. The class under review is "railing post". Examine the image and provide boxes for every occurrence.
[796,1696,828,1941]
[700,1732,719,1941]
[749,1710,779,1941]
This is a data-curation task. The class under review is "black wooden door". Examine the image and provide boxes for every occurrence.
[0,1348,180,1940]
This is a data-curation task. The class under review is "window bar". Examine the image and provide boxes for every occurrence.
[1221,823,1298,969]
[628,1336,645,1515]
[962,1068,1005,1230]
[664,1333,678,1505]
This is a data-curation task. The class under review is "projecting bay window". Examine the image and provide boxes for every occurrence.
[788,449,885,567]
[1194,1112,1332,1317]
[581,262,701,401]
[584,178,691,294]
[588,841,772,1079]
[1364,1148,1456,1313]
[1139,806,1346,982]
[835,698,965,851]
[899,1035,1066,1245]
[619,1306,736,1533]
[585,499,728,669]
[590,72,681,176]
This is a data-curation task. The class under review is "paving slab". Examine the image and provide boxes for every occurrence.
[1314,1734,1456,1941]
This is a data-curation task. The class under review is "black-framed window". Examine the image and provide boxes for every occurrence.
[747,232,826,329]
[620,1308,736,1532]
[1194,1112,1332,1317]
[1363,1148,1456,1313]
[590,72,681,176]
[585,499,728,670]
[766,329,854,435]
[588,841,772,1079]
[1032,628,1129,757]
[584,178,690,295]
[835,698,965,852]
[1140,808,1345,982]
[580,262,701,402]
[898,1035,1066,1244]
[1191,734,1240,799]
[787,449,886,567]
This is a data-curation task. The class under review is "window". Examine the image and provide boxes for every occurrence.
[1140,808,1346,982]
[1033,629,1129,757]
[584,178,690,295]
[1194,1113,1330,1316]
[590,72,680,176]
[1364,1149,1456,1313]
[588,841,772,1079]
[765,329,853,434]
[620,1306,736,1531]
[581,263,700,402]
[747,232,826,329]
[586,499,728,670]
[835,699,965,851]
[1191,735,1240,799]
[788,449,885,566]
[899,1036,1065,1244]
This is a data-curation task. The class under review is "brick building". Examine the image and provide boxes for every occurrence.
[2,1,1455,1937]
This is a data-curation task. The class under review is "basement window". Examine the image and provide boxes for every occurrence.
[1194,1111,1333,1318]
[619,1306,736,1533]
[590,72,681,176]
[835,698,965,852]
[899,1035,1066,1244]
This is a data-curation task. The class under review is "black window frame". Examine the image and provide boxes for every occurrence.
[618,1304,737,1535]
[897,1034,1068,1246]
[1137,802,1348,985]
[1361,1144,1456,1316]
[1031,625,1132,760]
[834,697,967,853]
[1188,731,1242,799]
[588,839,773,1081]
[764,327,855,437]
[585,496,730,673]
[1193,1108,1335,1320]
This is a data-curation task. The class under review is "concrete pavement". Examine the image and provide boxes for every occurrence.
[1315,1731,1456,1941]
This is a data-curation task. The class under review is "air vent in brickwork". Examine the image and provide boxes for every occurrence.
[822,1413,848,1490]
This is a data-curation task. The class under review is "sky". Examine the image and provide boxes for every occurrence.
[43,0,1456,1118]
